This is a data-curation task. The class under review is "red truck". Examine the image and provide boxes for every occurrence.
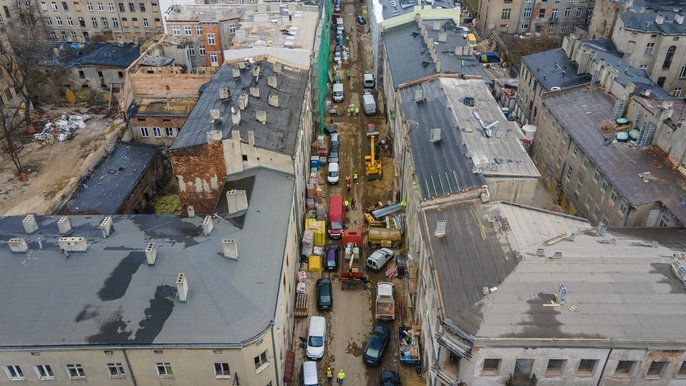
[327,194,344,239]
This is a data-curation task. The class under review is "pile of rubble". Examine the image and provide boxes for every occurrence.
[33,114,90,143]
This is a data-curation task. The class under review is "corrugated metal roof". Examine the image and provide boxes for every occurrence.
[0,167,293,347]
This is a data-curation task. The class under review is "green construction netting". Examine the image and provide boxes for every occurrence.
[315,0,331,134]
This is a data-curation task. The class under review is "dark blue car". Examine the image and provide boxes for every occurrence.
[363,325,390,366]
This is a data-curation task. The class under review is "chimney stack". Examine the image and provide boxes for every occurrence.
[8,238,28,253]
[219,87,230,100]
[231,107,241,124]
[176,273,189,302]
[273,62,283,73]
[202,215,214,236]
[239,94,249,110]
[675,14,684,25]
[256,110,267,124]
[58,237,88,252]
[436,59,442,72]
[222,239,238,260]
[268,94,279,107]
[99,216,113,238]
[206,130,222,143]
[250,86,260,98]
[232,67,241,78]
[145,242,158,265]
[210,109,221,122]
[655,14,665,25]
[57,216,72,235]
[268,75,278,88]
[248,131,255,147]
[438,32,447,42]
[226,189,249,214]
[433,21,440,30]
[187,205,196,217]
[22,215,38,234]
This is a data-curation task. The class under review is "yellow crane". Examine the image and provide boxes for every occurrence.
[365,135,382,180]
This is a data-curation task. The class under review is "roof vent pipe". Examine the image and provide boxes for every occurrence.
[145,242,158,265]
[22,215,38,234]
[176,273,189,302]
[57,216,72,235]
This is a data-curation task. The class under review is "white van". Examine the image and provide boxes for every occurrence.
[306,316,326,360]
[362,92,377,115]
[301,361,319,386]
[366,248,394,271]
[332,83,344,102]
[363,73,375,89]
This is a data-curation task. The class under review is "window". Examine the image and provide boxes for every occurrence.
[153,127,161,137]
[214,363,231,378]
[254,350,269,369]
[140,127,149,137]
[601,180,608,192]
[565,166,573,181]
[132,17,138,26]
[561,24,568,33]
[165,127,175,136]
[66,364,85,379]
[481,359,500,376]
[102,17,108,27]
[118,2,124,11]
[4,365,24,380]
[662,46,676,70]
[112,17,119,27]
[658,213,671,227]
[109,2,114,10]
[523,8,532,17]
[514,359,534,379]
[614,360,635,377]
[156,363,173,378]
[139,2,145,11]
[585,194,592,208]
[680,65,686,79]
[121,17,128,26]
[551,8,558,19]
[501,8,511,19]
[546,359,565,377]
[41,1,47,10]
[577,359,597,377]
[521,24,529,29]
[593,170,600,183]
[228,24,236,33]
[199,44,205,55]
[539,9,546,17]
[67,16,73,25]
[646,361,667,379]
[677,362,686,378]
[673,87,682,97]
[210,53,219,66]
[657,77,666,87]
[196,25,202,35]
[184,25,192,35]
[45,16,52,26]
[143,17,148,27]
[504,0,512,3]
[644,42,654,57]
[107,363,125,378]
[609,188,618,203]
[207,32,216,45]
[78,16,85,26]
[575,8,582,17]
[582,157,589,169]
[91,16,98,26]
[52,1,58,9]
[572,143,579,156]
[172,26,180,35]
[128,2,135,11]
[619,199,629,214]
[564,7,570,17]
[60,3,67,12]
[35,365,54,380]
[87,2,93,10]
[71,31,77,37]
[575,181,582,194]
[98,2,104,10]
[189,45,195,56]
[640,64,648,70]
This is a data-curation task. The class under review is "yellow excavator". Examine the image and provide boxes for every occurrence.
[365,135,382,180]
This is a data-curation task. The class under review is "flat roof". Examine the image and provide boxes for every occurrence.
[0,167,294,348]
[399,78,486,200]
[439,78,540,179]
[543,88,686,224]
[620,9,686,34]
[521,48,591,92]
[170,57,308,154]
[64,142,160,215]
[384,19,489,89]
[423,201,590,336]
[476,226,686,347]
[372,0,458,23]
[165,5,242,23]
[61,43,141,68]
[131,98,198,117]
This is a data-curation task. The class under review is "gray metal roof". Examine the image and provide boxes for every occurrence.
[521,48,591,92]
[422,201,590,336]
[383,19,489,89]
[475,224,686,347]
[372,0,458,23]
[399,78,486,200]
[0,167,294,348]
[620,9,686,34]
[64,142,161,215]
[543,89,686,224]
[170,59,308,154]
[60,43,141,68]
[439,78,540,179]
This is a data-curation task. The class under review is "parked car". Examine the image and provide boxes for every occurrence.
[363,325,391,366]
[327,162,340,185]
[356,15,366,25]
[330,132,340,147]
[325,244,339,271]
[328,143,339,163]
[333,47,342,63]
[380,371,401,386]
[316,278,333,310]
[333,74,342,84]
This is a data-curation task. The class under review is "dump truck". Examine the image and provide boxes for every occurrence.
[365,135,382,180]
[368,227,402,248]
[375,282,395,321]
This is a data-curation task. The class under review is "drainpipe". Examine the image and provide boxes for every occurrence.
[270,320,280,386]
[122,349,138,386]
[596,348,613,386]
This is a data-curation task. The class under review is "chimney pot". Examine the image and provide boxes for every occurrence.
[176,273,189,302]
[57,216,72,235]
[202,215,214,236]
[232,67,241,78]
[22,215,38,234]
[187,205,196,218]
[210,108,221,122]
[239,94,249,110]
[226,189,249,214]
[267,75,278,88]
[268,94,279,107]
[145,242,158,265]
[256,110,267,124]
[273,62,283,73]
[250,86,260,98]
[58,236,88,252]
[655,14,665,25]
[99,216,113,238]
[222,239,238,260]
[231,107,241,124]
[8,238,29,253]
[219,87,230,100]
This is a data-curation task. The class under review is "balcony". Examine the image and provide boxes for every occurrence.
[432,362,459,386]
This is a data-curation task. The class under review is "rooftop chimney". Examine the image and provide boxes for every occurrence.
[675,14,684,25]
[187,205,196,218]
[223,239,238,260]
[226,189,248,214]
[207,130,222,143]
[273,62,283,73]
[22,215,38,234]
[239,94,249,110]
[58,237,88,252]
[268,94,279,107]
[433,21,440,30]
[238,61,246,69]
[8,238,28,253]
[436,59,442,72]
[256,110,267,124]
[252,65,261,78]
[438,32,447,42]
[219,87,230,100]
[210,109,221,123]
[99,217,114,238]
[248,131,255,147]
[232,67,241,78]
[202,215,214,236]
[57,216,72,235]
[250,86,260,98]
[655,14,664,25]
[145,242,158,265]
[176,273,189,302]
[267,75,278,88]
[231,107,241,124]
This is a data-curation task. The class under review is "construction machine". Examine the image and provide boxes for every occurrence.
[365,135,382,180]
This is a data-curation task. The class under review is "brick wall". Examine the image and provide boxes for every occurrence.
[131,115,188,146]
[119,152,165,213]
[170,140,227,214]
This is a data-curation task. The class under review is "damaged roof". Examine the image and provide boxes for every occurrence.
[0,167,294,348]
[60,43,141,68]
[170,58,308,155]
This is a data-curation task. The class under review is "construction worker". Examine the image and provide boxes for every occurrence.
[353,105,359,116]
[400,200,407,208]
[345,175,351,191]
[345,35,350,44]
[336,369,346,384]
[344,199,350,211]
[326,367,333,384]
[352,172,358,183]
[351,197,356,210]
[347,70,351,80]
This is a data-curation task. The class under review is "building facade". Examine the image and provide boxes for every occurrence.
[477,0,594,35]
